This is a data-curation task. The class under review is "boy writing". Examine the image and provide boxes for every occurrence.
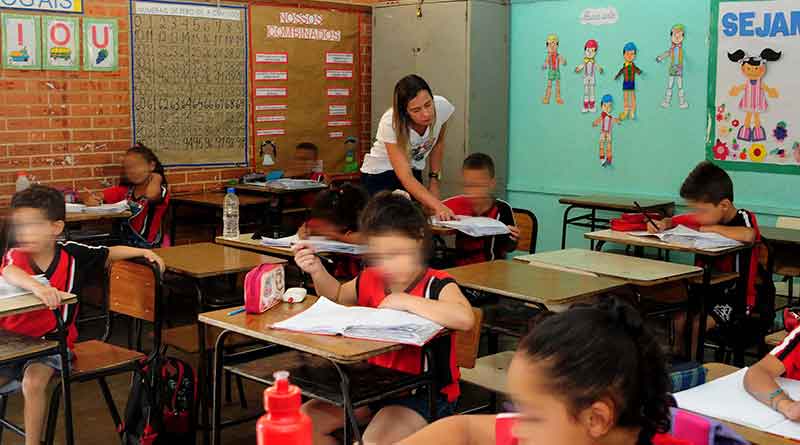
[443,153,519,266]
[0,186,164,445]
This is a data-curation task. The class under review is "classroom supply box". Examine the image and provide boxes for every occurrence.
[245,264,285,314]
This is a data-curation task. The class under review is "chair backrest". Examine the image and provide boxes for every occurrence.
[455,308,484,369]
[107,259,163,348]
[777,216,800,230]
[512,208,538,254]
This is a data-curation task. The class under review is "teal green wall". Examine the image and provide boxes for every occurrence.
[507,0,800,252]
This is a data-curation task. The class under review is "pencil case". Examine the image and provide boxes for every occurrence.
[244,263,286,314]
[610,213,664,232]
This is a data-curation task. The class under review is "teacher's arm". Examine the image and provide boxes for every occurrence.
[386,142,455,220]
[428,122,448,199]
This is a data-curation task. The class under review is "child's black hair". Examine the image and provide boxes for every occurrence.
[462,152,495,178]
[728,48,782,66]
[11,185,66,222]
[124,143,167,186]
[296,142,320,157]
[520,299,671,445]
[309,183,368,233]
[679,160,733,205]
[359,191,430,243]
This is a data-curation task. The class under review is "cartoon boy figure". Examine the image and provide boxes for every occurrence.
[656,24,688,109]
[614,42,642,120]
[575,39,603,113]
[727,48,782,142]
[592,94,621,166]
[542,34,566,105]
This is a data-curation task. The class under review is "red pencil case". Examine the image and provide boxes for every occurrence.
[610,213,664,232]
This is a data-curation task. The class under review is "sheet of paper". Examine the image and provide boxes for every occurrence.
[267,179,327,190]
[83,200,129,213]
[0,275,49,300]
[432,216,511,237]
[626,225,741,250]
[260,234,299,248]
[65,203,86,213]
[271,296,358,335]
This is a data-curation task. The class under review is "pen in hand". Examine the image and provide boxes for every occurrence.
[634,201,661,232]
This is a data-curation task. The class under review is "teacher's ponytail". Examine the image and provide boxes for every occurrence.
[392,74,437,154]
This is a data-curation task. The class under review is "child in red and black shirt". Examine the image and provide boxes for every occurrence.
[650,161,774,353]
[745,326,800,420]
[0,186,164,445]
[443,153,519,266]
[293,191,474,444]
[83,144,169,248]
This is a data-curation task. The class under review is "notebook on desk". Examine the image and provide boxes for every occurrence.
[431,216,511,237]
[627,225,741,250]
[67,200,129,214]
[260,234,367,255]
[0,275,49,300]
[271,297,444,346]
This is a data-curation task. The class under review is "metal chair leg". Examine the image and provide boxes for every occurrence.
[98,377,123,437]
[44,385,62,445]
[225,371,233,404]
[0,394,6,445]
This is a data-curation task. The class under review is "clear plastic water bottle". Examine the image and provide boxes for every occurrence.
[15,172,30,192]
[222,187,240,239]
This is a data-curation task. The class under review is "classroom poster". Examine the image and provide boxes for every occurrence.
[83,18,117,71]
[708,0,800,174]
[0,0,83,13]
[1,14,42,70]
[42,16,79,71]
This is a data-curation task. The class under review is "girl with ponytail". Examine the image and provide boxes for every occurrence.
[400,299,682,445]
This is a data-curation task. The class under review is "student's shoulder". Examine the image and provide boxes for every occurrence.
[442,195,470,212]
[434,95,455,119]
[2,247,29,268]
[771,324,800,360]
[730,208,757,228]
[58,241,109,261]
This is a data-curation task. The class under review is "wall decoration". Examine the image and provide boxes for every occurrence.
[0,0,83,13]
[542,33,566,105]
[708,0,799,173]
[83,18,117,71]
[2,14,41,70]
[579,7,618,26]
[592,94,621,167]
[42,16,79,71]
[575,39,602,113]
[613,42,641,120]
[656,24,688,109]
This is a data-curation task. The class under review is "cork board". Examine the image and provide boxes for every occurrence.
[249,3,361,172]
[131,0,249,167]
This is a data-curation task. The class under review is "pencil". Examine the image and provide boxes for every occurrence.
[633,201,660,232]
[315,253,334,265]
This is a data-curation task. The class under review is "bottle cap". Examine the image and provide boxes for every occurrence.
[264,371,301,413]
[17,172,28,177]
[227,187,235,194]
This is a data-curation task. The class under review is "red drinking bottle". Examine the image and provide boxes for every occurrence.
[256,371,312,445]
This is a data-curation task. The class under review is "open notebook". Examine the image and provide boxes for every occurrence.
[66,200,129,214]
[271,297,444,346]
[260,234,366,255]
[0,275,50,300]
[674,367,800,439]
[432,216,511,237]
[627,225,741,250]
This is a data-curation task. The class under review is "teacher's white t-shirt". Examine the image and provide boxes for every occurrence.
[361,95,455,174]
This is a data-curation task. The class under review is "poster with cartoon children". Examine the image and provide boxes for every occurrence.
[708,0,797,173]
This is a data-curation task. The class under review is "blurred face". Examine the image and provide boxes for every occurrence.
[123,153,155,185]
[547,40,559,53]
[366,232,425,289]
[295,148,318,162]
[462,167,496,208]
[307,218,342,239]
[672,29,684,45]
[406,91,435,127]
[686,199,730,225]
[602,101,612,113]
[624,50,636,62]
[12,208,64,254]
[741,62,766,80]
[584,47,597,58]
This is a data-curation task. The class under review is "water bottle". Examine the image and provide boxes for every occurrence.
[256,371,312,445]
[222,187,240,239]
[15,172,30,192]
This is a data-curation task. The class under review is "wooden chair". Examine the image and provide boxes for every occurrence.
[774,217,800,306]
[512,208,538,254]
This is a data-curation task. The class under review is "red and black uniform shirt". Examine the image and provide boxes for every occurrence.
[1,242,110,350]
[103,182,169,245]
[356,267,461,403]
[772,325,800,380]
[442,195,517,266]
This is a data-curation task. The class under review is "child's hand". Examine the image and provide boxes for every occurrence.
[297,223,309,240]
[83,193,102,206]
[379,293,414,312]
[33,284,66,309]
[508,226,520,241]
[778,399,800,421]
[292,243,323,276]
[142,251,165,273]
[647,219,671,234]
[434,203,456,222]
[767,87,779,99]
[592,121,599,127]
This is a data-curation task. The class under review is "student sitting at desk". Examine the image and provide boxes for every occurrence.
[443,153,519,266]
[0,186,164,445]
[744,325,800,420]
[399,299,685,445]
[83,143,170,248]
[293,191,474,444]
[291,142,324,182]
[649,161,774,354]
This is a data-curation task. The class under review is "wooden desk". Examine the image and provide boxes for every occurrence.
[762,226,800,246]
[234,183,327,195]
[65,210,131,223]
[213,233,294,258]
[584,229,748,256]
[700,363,797,445]
[0,293,77,317]
[169,192,271,244]
[446,260,625,307]
[559,195,675,249]
[515,248,702,287]
[154,242,284,280]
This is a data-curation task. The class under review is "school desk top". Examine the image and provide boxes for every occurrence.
[0,208,131,223]
[761,226,800,246]
[702,363,797,445]
[234,182,327,195]
[171,192,271,208]
[198,296,401,364]
[446,260,625,305]
[558,195,675,212]
[515,249,702,286]
[0,292,78,318]
[153,242,285,279]
[214,234,295,258]
[584,229,751,257]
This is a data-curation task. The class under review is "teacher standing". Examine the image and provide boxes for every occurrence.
[360,74,456,220]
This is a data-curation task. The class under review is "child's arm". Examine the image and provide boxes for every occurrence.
[107,246,165,273]
[699,224,756,243]
[592,117,601,126]
[142,173,165,201]
[729,84,744,97]
[614,67,624,79]
[575,62,585,72]
[380,282,474,331]
[647,217,673,233]
[398,415,496,445]
[292,243,357,305]
[656,49,670,62]
[763,83,779,98]
[2,265,71,308]
[635,64,642,74]
[745,355,800,420]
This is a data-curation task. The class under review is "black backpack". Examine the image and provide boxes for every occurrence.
[120,355,197,445]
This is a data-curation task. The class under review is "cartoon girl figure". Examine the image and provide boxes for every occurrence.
[727,48,782,142]
[592,94,622,167]
[542,34,566,105]
[575,39,603,113]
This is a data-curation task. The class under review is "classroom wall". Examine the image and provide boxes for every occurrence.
[0,0,373,207]
[506,0,800,253]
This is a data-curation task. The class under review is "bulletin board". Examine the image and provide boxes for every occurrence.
[249,3,361,172]
[707,0,800,174]
[130,0,249,167]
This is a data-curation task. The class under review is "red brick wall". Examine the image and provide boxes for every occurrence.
[0,0,372,206]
